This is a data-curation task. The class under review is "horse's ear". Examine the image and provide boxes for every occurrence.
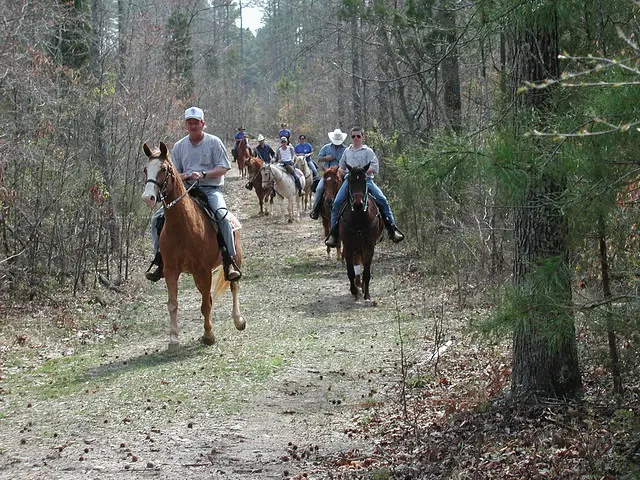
[159,142,168,158]
[143,143,152,158]
[346,164,353,173]
[363,162,371,172]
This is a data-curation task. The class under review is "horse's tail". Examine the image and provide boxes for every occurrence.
[211,266,229,301]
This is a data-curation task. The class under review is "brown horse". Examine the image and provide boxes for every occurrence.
[338,163,384,301]
[320,166,342,261]
[236,137,251,180]
[141,142,245,349]
[246,156,273,215]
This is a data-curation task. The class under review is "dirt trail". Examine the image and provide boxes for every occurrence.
[0,161,427,479]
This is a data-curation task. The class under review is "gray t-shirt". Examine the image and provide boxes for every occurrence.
[338,144,379,178]
[172,133,231,187]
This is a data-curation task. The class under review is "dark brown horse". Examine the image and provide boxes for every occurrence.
[246,156,273,215]
[236,137,251,180]
[338,163,384,301]
[320,166,342,261]
[141,142,245,349]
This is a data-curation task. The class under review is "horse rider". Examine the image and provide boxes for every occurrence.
[294,134,319,179]
[275,136,304,196]
[245,134,275,191]
[254,134,275,164]
[309,128,348,220]
[146,106,242,282]
[325,126,405,247]
[231,126,247,162]
[279,123,291,144]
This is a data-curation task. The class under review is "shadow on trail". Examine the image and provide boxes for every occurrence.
[77,343,206,385]
[297,292,378,317]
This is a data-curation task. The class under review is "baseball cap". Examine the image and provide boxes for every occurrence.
[185,107,204,121]
[280,136,288,142]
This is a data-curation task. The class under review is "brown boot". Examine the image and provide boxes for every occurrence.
[223,254,242,282]
[145,252,164,282]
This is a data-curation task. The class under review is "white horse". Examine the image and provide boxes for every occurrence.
[261,163,305,223]
[294,155,314,211]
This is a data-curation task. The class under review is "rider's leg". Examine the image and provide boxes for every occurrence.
[306,157,318,178]
[286,164,304,196]
[325,178,348,247]
[146,208,165,282]
[367,179,405,243]
[309,178,325,220]
[204,187,242,281]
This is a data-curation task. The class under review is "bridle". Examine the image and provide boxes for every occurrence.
[146,158,197,210]
[348,173,370,212]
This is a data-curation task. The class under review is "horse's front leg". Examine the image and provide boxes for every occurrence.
[193,270,214,345]
[362,257,373,301]
[345,259,359,298]
[230,281,246,331]
[164,271,180,350]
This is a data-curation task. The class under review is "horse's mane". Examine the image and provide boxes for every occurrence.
[323,166,339,179]
[247,156,263,173]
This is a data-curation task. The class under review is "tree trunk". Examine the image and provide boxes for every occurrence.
[509,5,582,400]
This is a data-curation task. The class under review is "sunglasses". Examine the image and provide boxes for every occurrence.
[351,134,362,138]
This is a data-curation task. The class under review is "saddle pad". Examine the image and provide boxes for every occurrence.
[229,211,242,231]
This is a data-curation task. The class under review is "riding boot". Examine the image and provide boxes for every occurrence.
[220,246,242,282]
[309,197,322,220]
[325,226,339,248]
[245,181,253,190]
[383,217,405,243]
[145,252,164,282]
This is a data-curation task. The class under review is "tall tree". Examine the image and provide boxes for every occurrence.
[506,3,582,399]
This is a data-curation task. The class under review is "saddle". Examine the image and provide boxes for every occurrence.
[189,187,220,230]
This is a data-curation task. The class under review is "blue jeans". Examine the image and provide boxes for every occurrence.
[329,176,395,230]
[305,156,318,178]
[312,178,324,211]
[150,185,236,257]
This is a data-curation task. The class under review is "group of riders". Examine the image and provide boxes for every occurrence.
[146,109,405,284]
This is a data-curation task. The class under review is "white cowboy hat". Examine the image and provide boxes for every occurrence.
[257,134,265,141]
[328,128,347,145]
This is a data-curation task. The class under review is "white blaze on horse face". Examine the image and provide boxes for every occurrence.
[142,158,163,208]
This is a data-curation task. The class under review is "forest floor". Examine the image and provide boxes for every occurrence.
[1,154,639,479]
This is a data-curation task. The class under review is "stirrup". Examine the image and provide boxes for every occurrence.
[309,209,320,220]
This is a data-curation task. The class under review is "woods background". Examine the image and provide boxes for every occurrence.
[2,0,640,404]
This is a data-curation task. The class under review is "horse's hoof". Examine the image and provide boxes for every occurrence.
[234,316,246,331]
[168,342,180,352]
[288,219,293,223]
[201,335,216,346]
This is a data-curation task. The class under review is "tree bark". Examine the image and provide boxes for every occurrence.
[510,5,582,400]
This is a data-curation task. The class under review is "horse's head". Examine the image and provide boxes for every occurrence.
[261,164,274,190]
[247,156,263,176]
[141,141,177,207]
[323,166,342,203]
[346,163,370,210]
